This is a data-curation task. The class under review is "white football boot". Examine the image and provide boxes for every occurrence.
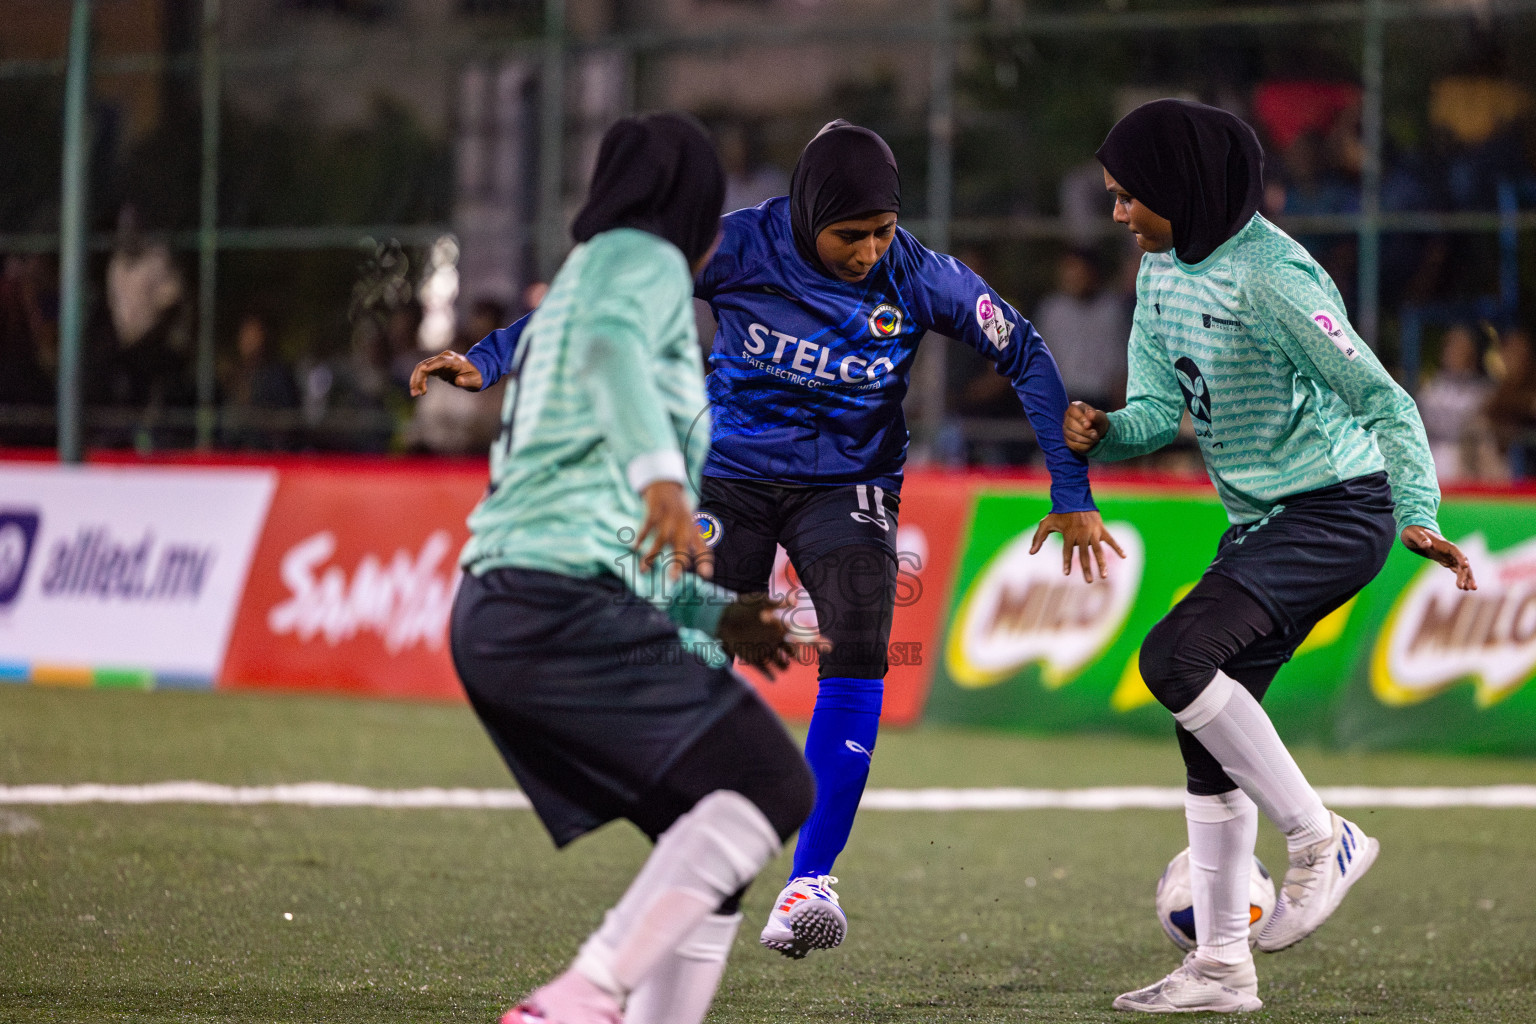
[1113,952,1262,1013]
[1257,811,1379,953]
[758,875,847,959]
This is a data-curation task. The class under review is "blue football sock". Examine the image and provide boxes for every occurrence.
[790,676,883,880]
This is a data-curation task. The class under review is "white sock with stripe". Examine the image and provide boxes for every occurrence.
[1186,790,1259,967]
[621,912,741,1024]
[572,790,779,1001]
[1174,672,1332,853]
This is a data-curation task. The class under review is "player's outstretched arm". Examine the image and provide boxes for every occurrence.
[1401,526,1477,591]
[408,350,483,396]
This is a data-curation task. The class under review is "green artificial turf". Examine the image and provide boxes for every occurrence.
[2,687,1534,1022]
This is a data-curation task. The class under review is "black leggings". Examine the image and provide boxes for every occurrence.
[796,545,897,680]
[1138,573,1281,796]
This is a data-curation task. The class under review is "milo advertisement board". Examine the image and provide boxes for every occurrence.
[926,484,1536,754]
[1337,498,1536,753]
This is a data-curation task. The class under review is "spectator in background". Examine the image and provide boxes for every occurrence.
[104,204,193,441]
[405,297,508,455]
[719,118,789,213]
[221,312,300,451]
[1253,74,1365,307]
[1416,323,1494,482]
[1485,326,1536,480]
[1251,78,1361,160]
[0,253,58,446]
[1429,43,1534,210]
[385,299,426,397]
[306,313,397,453]
[1032,247,1130,412]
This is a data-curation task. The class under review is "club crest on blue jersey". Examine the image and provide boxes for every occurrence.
[868,303,902,339]
[694,510,724,548]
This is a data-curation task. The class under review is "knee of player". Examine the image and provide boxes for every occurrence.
[1137,618,1180,690]
[1137,619,1210,711]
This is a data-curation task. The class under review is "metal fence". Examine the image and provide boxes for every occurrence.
[6,0,1536,460]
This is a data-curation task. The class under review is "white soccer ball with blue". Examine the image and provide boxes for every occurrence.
[1154,847,1276,951]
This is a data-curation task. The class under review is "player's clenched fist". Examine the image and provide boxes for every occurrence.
[409,350,483,396]
[1063,400,1110,455]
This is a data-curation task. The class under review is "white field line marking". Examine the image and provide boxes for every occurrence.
[1,783,1536,810]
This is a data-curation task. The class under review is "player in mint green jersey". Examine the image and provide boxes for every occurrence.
[420,114,816,1024]
[1064,100,1477,1014]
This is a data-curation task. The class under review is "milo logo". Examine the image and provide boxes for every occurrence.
[1372,534,1536,707]
[945,523,1144,688]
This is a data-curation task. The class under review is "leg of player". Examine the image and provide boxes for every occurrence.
[621,696,813,1024]
[1118,711,1269,1011]
[1186,787,1261,970]
[1139,574,1378,956]
[453,566,812,1024]
[760,541,896,958]
[514,696,814,1024]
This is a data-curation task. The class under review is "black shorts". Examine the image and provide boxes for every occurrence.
[697,475,900,678]
[450,567,758,847]
[696,475,901,589]
[1204,471,1396,673]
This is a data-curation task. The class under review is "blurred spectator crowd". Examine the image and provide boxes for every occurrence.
[2,39,1536,485]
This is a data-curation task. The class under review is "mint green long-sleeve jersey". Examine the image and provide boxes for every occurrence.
[1093,214,1440,533]
[459,227,734,637]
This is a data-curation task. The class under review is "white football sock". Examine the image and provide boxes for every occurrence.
[1175,672,1332,853]
[622,911,741,1024]
[1186,790,1259,967]
[573,790,779,1000]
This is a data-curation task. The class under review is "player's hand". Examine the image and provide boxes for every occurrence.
[1401,525,1477,591]
[1063,401,1109,455]
[718,593,828,680]
[635,480,710,581]
[1031,510,1126,584]
[409,351,483,396]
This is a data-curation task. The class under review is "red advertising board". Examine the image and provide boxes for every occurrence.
[219,461,972,723]
[221,463,485,700]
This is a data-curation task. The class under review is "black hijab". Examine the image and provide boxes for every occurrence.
[789,120,902,273]
[1096,99,1265,265]
[571,113,725,266]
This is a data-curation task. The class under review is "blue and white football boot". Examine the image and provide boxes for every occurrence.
[759,875,847,959]
[1257,811,1380,952]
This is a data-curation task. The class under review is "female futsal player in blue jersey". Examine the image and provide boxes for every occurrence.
[416,119,1122,960]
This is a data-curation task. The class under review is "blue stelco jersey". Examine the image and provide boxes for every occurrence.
[464,199,1093,512]
[697,199,1089,510]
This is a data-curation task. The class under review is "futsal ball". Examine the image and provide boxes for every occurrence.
[1154,847,1276,951]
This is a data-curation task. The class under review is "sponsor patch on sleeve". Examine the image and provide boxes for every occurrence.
[1311,310,1359,361]
[976,294,1013,351]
